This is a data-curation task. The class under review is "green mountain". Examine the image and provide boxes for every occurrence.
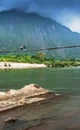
[0,10,80,58]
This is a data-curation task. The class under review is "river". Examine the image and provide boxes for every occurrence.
[0,67,80,94]
[0,67,80,130]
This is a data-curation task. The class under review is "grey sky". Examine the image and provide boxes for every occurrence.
[0,0,80,32]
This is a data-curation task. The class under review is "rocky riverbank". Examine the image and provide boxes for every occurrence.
[0,84,62,112]
[0,84,51,112]
[0,84,63,130]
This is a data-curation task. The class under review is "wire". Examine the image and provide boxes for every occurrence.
[0,44,80,52]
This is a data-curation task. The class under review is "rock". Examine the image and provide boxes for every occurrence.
[55,94,62,97]
[0,84,50,112]
[33,84,40,89]
[4,117,17,123]
[0,84,62,112]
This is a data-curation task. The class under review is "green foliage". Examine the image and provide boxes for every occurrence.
[0,53,80,68]
[34,52,46,62]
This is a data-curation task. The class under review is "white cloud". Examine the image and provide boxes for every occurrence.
[65,16,80,33]
[56,10,80,33]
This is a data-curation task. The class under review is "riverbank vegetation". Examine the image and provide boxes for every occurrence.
[0,52,80,68]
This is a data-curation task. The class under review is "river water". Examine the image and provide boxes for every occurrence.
[0,67,80,94]
[0,67,80,130]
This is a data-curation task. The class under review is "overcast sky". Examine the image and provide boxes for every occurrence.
[0,0,80,33]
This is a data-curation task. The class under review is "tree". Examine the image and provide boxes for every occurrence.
[36,52,46,62]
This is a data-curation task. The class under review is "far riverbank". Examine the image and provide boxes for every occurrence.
[0,54,80,68]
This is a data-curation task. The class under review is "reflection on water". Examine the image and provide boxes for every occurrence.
[0,68,80,130]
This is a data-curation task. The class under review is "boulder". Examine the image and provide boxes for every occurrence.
[0,84,50,112]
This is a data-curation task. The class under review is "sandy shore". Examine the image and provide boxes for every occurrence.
[0,62,47,69]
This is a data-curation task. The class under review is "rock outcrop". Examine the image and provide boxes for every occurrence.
[0,84,50,112]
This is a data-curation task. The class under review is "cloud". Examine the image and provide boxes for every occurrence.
[0,0,80,32]
[55,8,80,32]
[67,16,80,32]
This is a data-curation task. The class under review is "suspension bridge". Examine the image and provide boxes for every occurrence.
[0,44,80,52]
